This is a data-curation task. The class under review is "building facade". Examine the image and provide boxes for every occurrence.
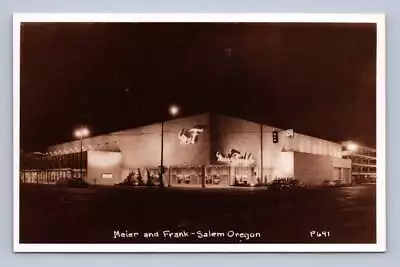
[341,141,376,183]
[22,113,352,187]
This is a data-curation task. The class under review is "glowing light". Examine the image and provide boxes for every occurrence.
[102,173,113,179]
[346,142,358,152]
[74,126,90,139]
[169,105,179,116]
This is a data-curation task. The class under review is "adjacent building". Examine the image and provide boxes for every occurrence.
[341,141,376,183]
[21,113,353,187]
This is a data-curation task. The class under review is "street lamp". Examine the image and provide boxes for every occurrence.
[169,105,179,116]
[160,105,180,188]
[346,142,358,153]
[74,126,90,180]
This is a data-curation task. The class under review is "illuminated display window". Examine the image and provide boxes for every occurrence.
[102,173,113,179]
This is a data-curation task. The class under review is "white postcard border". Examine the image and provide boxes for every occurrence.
[13,13,386,253]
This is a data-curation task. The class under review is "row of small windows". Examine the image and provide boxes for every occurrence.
[352,148,376,158]
[22,152,88,170]
[343,156,376,165]
[352,166,376,173]
[50,140,118,155]
[352,158,376,165]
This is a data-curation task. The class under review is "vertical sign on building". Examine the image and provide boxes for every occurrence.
[272,130,279,144]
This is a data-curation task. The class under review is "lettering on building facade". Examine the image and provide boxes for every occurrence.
[216,149,255,165]
[178,126,204,144]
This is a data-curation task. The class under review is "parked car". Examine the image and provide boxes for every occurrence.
[321,180,336,187]
[333,179,346,187]
[67,178,89,188]
[322,179,346,187]
[268,178,303,190]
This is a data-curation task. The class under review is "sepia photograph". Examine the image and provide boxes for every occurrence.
[13,13,386,252]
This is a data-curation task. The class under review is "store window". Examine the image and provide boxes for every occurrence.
[170,166,203,186]
[232,166,254,186]
[205,175,223,185]
[205,166,230,186]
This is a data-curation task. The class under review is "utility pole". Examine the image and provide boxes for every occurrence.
[159,105,180,188]
[159,120,165,188]
[260,124,264,184]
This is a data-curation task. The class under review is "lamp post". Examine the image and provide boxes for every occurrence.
[74,127,90,180]
[159,105,180,188]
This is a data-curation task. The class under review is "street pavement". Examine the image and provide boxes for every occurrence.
[19,184,376,244]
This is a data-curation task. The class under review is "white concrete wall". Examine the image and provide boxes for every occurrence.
[284,132,342,158]
[117,114,211,179]
[293,152,351,185]
[86,150,123,185]
[293,152,334,185]
[332,156,352,168]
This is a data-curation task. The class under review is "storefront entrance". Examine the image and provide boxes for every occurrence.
[169,166,204,187]
[205,165,230,186]
[230,166,256,186]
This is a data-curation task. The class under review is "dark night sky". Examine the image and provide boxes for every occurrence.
[20,22,376,152]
